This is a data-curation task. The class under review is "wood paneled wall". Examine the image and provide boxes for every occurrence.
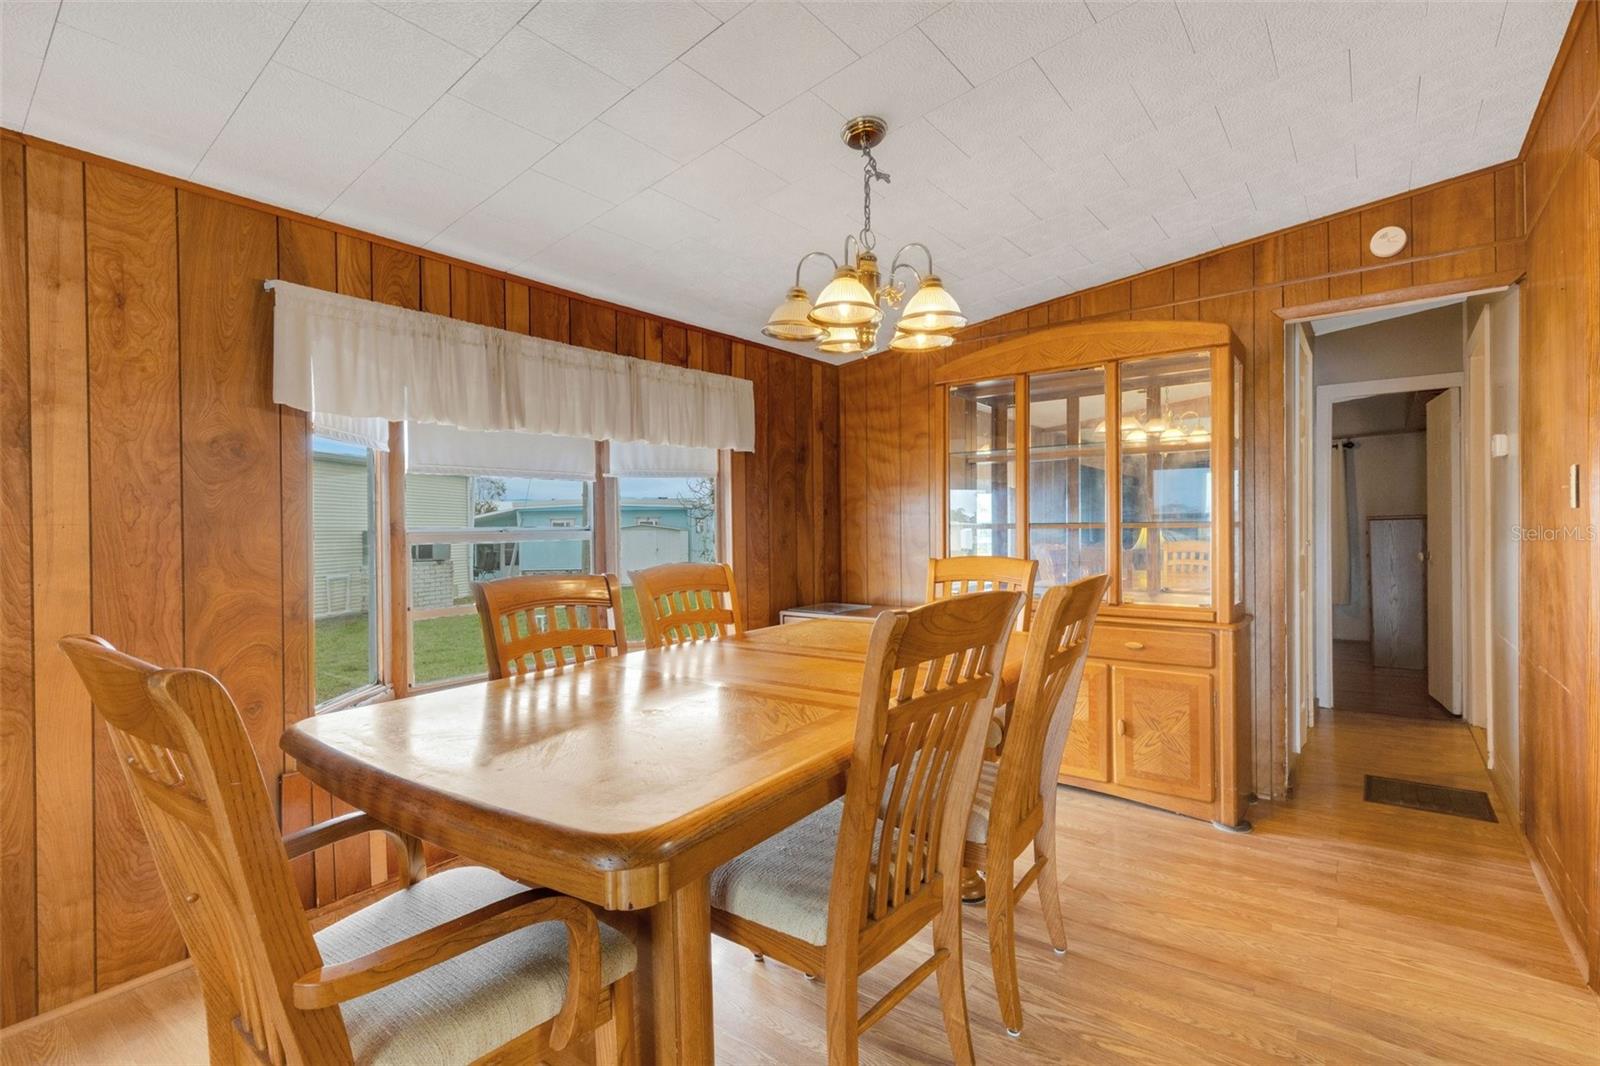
[840,162,1525,808]
[1518,0,1600,989]
[0,134,838,1023]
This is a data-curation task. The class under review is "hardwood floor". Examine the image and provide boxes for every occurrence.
[3,711,1596,1064]
[1332,639,1454,720]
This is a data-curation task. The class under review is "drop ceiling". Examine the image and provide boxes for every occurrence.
[1,1,1572,363]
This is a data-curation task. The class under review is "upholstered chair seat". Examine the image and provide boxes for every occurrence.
[709,800,846,947]
[963,763,1000,845]
[320,867,637,1065]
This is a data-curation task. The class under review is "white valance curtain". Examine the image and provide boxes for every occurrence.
[267,280,755,452]
[408,422,596,480]
[311,412,389,452]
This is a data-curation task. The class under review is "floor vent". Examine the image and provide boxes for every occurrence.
[1363,775,1498,822]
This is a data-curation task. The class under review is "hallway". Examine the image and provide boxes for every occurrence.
[1332,638,1455,720]
[3,711,1595,1064]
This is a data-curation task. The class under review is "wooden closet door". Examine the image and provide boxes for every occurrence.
[1060,660,1110,782]
[1111,666,1214,801]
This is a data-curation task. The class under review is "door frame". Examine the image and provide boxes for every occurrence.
[1313,373,1464,713]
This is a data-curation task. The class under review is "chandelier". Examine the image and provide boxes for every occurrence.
[761,116,965,357]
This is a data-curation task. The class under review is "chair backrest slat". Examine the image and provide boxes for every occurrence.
[926,556,1039,630]
[472,574,628,680]
[59,636,350,1065]
[827,591,1022,944]
[630,562,743,649]
[992,575,1108,834]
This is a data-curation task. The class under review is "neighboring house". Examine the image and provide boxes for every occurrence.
[311,450,373,619]
[472,495,710,582]
[404,471,472,609]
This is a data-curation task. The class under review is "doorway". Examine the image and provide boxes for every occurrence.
[1284,290,1521,801]
[1326,389,1455,720]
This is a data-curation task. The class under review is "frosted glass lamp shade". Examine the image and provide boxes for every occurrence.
[809,269,881,327]
[817,325,869,355]
[896,276,966,333]
[762,287,825,341]
[889,328,954,352]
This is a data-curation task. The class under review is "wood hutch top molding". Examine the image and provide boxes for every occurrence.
[933,320,1237,384]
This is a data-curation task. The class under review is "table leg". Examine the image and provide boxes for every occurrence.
[640,877,714,1065]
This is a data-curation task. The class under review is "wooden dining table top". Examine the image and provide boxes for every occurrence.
[281,619,1024,911]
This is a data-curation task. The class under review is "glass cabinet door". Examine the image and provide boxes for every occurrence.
[947,378,1018,557]
[1027,367,1108,588]
[1118,352,1214,607]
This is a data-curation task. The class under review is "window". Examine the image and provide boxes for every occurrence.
[404,471,595,687]
[311,435,381,707]
[615,475,718,643]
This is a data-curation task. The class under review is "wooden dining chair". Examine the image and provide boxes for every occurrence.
[59,635,638,1066]
[708,590,1024,1066]
[629,561,744,649]
[473,572,629,679]
[927,555,1039,630]
[962,574,1107,1037]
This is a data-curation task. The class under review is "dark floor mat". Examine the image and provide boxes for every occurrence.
[1364,775,1498,822]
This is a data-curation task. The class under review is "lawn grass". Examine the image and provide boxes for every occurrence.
[314,586,646,701]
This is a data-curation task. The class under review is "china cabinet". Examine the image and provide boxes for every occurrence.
[936,321,1252,829]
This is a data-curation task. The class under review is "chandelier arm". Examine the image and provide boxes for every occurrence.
[891,242,936,278]
[843,233,859,267]
[792,250,839,289]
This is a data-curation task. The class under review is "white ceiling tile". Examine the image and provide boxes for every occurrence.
[926,136,1050,208]
[534,122,679,204]
[725,91,846,175]
[323,148,498,245]
[1073,214,1165,262]
[681,2,857,114]
[926,194,1034,249]
[1034,0,1190,108]
[1104,109,1231,186]
[519,225,655,287]
[396,94,554,187]
[803,1,942,54]
[1152,181,1252,240]
[696,1,749,23]
[1,1,58,129]
[434,168,611,266]
[27,23,243,176]
[275,2,475,118]
[1012,156,1125,220]
[521,1,719,88]
[192,62,408,215]
[1001,204,1102,256]
[814,28,970,127]
[600,62,758,163]
[1025,83,1154,168]
[653,145,789,215]
[917,2,1094,86]
[591,188,717,250]
[1496,0,1575,57]
[926,61,1071,155]
[760,164,861,232]
[453,26,628,141]
[376,1,534,56]
[1264,0,1424,70]
[56,0,292,92]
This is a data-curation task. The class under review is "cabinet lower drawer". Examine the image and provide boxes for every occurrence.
[1091,624,1214,668]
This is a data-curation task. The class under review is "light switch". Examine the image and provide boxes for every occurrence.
[1490,433,1510,458]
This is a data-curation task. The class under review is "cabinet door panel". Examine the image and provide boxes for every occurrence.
[1112,666,1213,801]
[1060,660,1109,782]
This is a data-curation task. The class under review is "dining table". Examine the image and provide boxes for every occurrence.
[282,617,1025,1065]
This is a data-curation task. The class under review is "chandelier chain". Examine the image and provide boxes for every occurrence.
[859,146,889,251]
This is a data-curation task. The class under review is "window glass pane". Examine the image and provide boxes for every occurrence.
[1119,351,1213,606]
[948,379,1018,557]
[405,472,594,687]
[1027,367,1108,588]
[616,475,718,643]
[312,436,378,706]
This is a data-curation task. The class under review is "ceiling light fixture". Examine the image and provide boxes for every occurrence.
[760,116,965,357]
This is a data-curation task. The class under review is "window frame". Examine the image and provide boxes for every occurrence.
[309,435,392,715]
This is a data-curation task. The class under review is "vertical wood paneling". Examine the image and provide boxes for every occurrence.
[84,164,185,989]
[0,135,843,1017]
[839,362,866,601]
[898,351,931,603]
[178,191,282,790]
[27,149,95,1011]
[0,138,37,1026]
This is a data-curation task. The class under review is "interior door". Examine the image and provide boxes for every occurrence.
[1425,390,1458,711]
[1370,517,1427,669]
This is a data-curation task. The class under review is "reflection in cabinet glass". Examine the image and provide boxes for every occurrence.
[947,378,1018,557]
[1028,367,1109,588]
[1119,352,1213,607]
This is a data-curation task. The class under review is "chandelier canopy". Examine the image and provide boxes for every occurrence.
[761,116,965,357]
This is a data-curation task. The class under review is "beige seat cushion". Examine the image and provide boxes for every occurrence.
[710,800,844,947]
[966,761,999,844]
[316,866,636,1066]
